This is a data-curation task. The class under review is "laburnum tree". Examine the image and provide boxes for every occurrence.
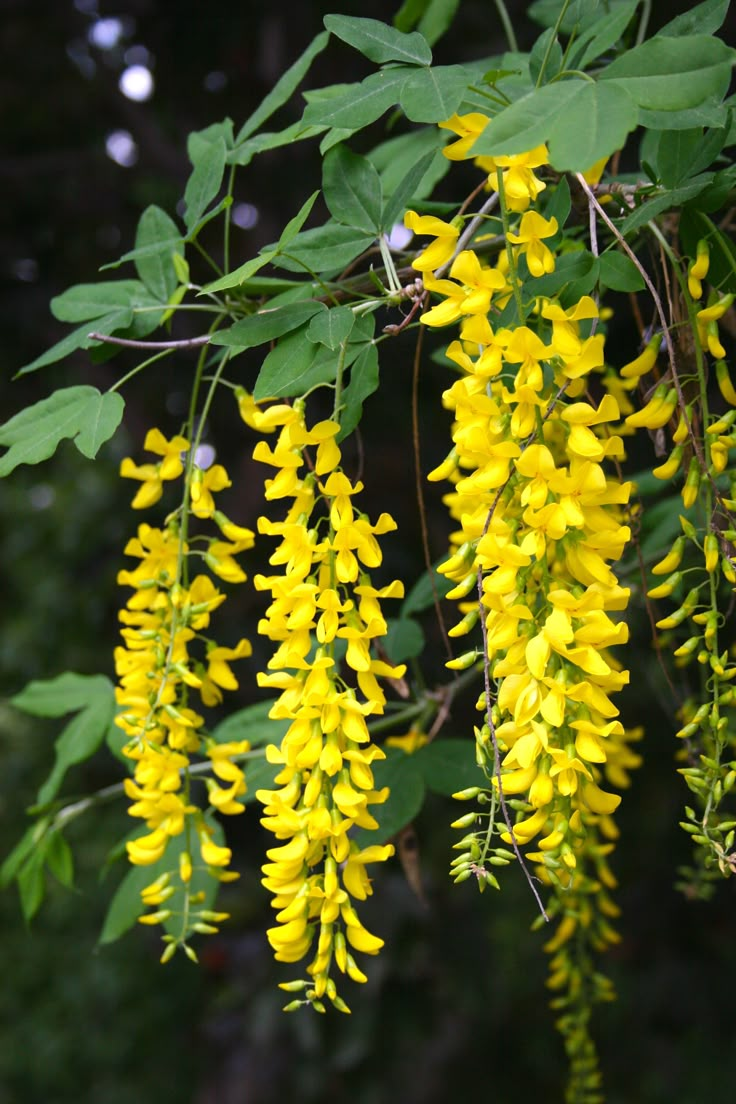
[3,2,736,1100]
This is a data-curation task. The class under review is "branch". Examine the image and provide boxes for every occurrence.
[87,332,211,349]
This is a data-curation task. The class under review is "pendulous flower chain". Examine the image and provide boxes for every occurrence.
[240,395,404,1013]
[115,428,254,960]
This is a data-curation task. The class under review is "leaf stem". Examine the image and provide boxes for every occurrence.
[493,0,518,52]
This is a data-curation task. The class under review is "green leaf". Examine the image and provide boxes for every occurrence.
[17,308,134,377]
[324,14,432,66]
[323,145,383,233]
[45,832,74,889]
[99,861,152,945]
[133,206,184,301]
[689,127,729,179]
[600,35,736,112]
[202,252,277,295]
[211,301,325,350]
[273,332,372,402]
[471,79,639,172]
[230,122,327,167]
[656,128,705,188]
[12,673,115,806]
[51,280,143,322]
[1,826,39,888]
[598,251,645,292]
[188,119,234,158]
[529,29,563,85]
[658,0,730,37]
[527,249,597,298]
[319,126,358,155]
[11,671,112,717]
[36,687,115,807]
[36,705,109,805]
[416,739,485,796]
[401,563,454,616]
[417,0,461,46]
[549,81,638,171]
[564,256,601,303]
[99,237,185,274]
[307,305,355,349]
[277,190,321,250]
[338,340,379,440]
[640,101,728,131]
[274,223,375,275]
[689,165,736,214]
[302,68,411,130]
[528,0,603,33]
[73,391,125,459]
[237,31,330,143]
[385,618,425,662]
[253,327,320,399]
[371,127,449,202]
[399,64,470,124]
[543,174,571,231]
[569,0,639,71]
[183,135,227,234]
[380,148,441,229]
[619,175,715,235]
[394,0,430,31]
[0,387,120,475]
[356,751,425,846]
[211,700,288,748]
[18,854,45,923]
[202,192,321,293]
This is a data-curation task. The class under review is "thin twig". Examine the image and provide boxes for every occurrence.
[476,558,550,923]
[88,332,211,350]
[411,324,455,667]
[435,192,500,278]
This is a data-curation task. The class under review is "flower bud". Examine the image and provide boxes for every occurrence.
[715,360,736,406]
[620,333,662,380]
[647,572,682,599]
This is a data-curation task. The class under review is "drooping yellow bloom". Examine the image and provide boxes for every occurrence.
[249,398,404,1011]
[115,428,254,958]
[404,209,460,272]
[507,211,558,277]
[120,427,190,509]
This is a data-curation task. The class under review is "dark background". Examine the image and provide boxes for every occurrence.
[2,2,736,1102]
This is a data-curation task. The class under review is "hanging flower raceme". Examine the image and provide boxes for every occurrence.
[115,427,254,961]
[416,137,639,1097]
[433,300,633,875]
[242,395,404,1013]
[615,240,736,889]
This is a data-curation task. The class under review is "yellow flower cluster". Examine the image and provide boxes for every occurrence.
[240,395,404,1012]
[416,125,640,1092]
[116,427,254,957]
[414,124,632,871]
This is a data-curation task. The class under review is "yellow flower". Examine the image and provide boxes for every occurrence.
[404,209,460,272]
[507,211,558,277]
[190,463,232,518]
[421,250,507,326]
[120,428,189,509]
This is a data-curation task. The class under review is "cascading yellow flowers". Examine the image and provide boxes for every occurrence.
[413,118,642,1101]
[239,394,404,1012]
[115,427,254,960]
